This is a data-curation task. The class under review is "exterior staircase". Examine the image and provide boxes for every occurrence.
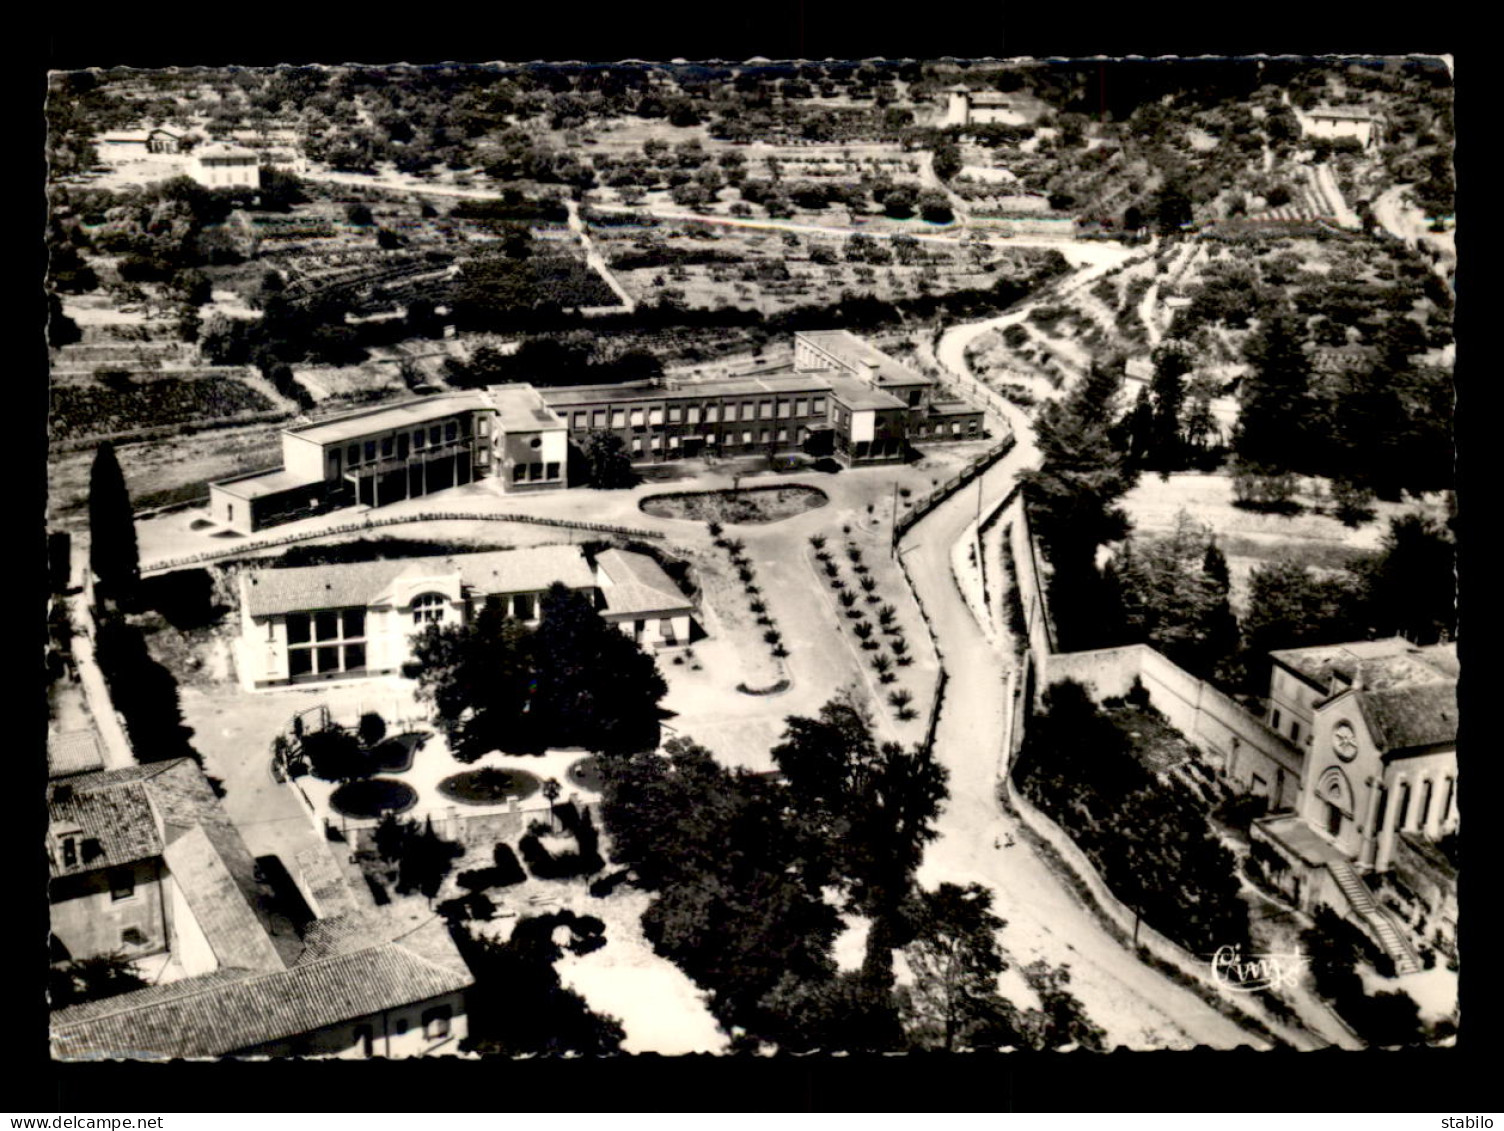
[1327,859,1421,974]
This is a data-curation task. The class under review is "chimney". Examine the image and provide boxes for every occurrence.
[858,360,878,385]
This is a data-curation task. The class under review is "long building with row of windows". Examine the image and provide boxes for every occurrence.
[208,331,986,534]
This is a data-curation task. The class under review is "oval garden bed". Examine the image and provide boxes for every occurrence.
[437,767,543,806]
[640,485,828,525]
[567,756,603,793]
[330,777,417,819]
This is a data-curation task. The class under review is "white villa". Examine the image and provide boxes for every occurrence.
[235,545,698,688]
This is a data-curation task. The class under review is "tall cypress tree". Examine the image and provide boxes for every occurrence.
[88,441,139,607]
[1148,344,1192,472]
[1235,312,1311,471]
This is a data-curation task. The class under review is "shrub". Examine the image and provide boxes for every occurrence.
[493,843,527,886]
[1215,793,1269,832]
[589,869,634,898]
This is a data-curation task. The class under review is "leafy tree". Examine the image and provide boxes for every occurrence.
[918,191,953,224]
[1357,513,1456,644]
[1110,511,1240,679]
[1181,373,1222,467]
[1020,359,1138,649]
[344,202,374,226]
[932,139,962,182]
[772,699,947,924]
[1014,681,1250,957]
[530,584,667,755]
[1235,312,1311,471]
[88,442,140,608]
[1239,560,1367,692]
[410,606,536,759]
[452,916,625,1056]
[1148,343,1193,472]
[48,952,147,1009]
[578,429,638,489]
[357,712,387,750]
[395,816,462,904]
[756,969,906,1053]
[300,726,370,783]
[542,777,562,829]
[1126,385,1154,468]
[374,812,407,862]
[598,737,842,1037]
[1153,182,1193,233]
[897,883,1010,1051]
[48,291,82,348]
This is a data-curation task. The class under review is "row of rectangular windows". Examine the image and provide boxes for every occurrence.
[344,420,469,468]
[568,397,828,431]
[634,428,805,452]
[289,643,365,677]
[512,461,562,483]
[286,608,365,645]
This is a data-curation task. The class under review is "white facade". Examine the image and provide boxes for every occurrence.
[191,144,262,189]
[1301,698,1458,873]
[849,409,876,443]
[1300,110,1378,150]
[244,992,467,1059]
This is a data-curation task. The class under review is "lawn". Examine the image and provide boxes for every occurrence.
[438,767,543,806]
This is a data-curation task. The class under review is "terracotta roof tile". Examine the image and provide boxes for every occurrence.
[597,549,694,618]
[242,546,595,618]
[51,917,472,1059]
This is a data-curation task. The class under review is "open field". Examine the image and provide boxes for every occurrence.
[1119,472,1450,612]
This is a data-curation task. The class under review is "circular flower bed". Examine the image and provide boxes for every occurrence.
[329,777,417,819]
[437,767,542,806]
[567,756,603,793]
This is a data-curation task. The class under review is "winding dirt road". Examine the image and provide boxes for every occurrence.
[902,246,1280,1049]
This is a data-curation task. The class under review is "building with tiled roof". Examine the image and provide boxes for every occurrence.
[47,759,292,977]
[52,913,471,1060]
[1299,104,1381,150]
[190,142,261,189]
[942,86,1044,128]
[1253,638,1458,958]
[48,730,106,778]
[594,548,698,649]
[235,545,602,688]
[48,758,474,1060]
